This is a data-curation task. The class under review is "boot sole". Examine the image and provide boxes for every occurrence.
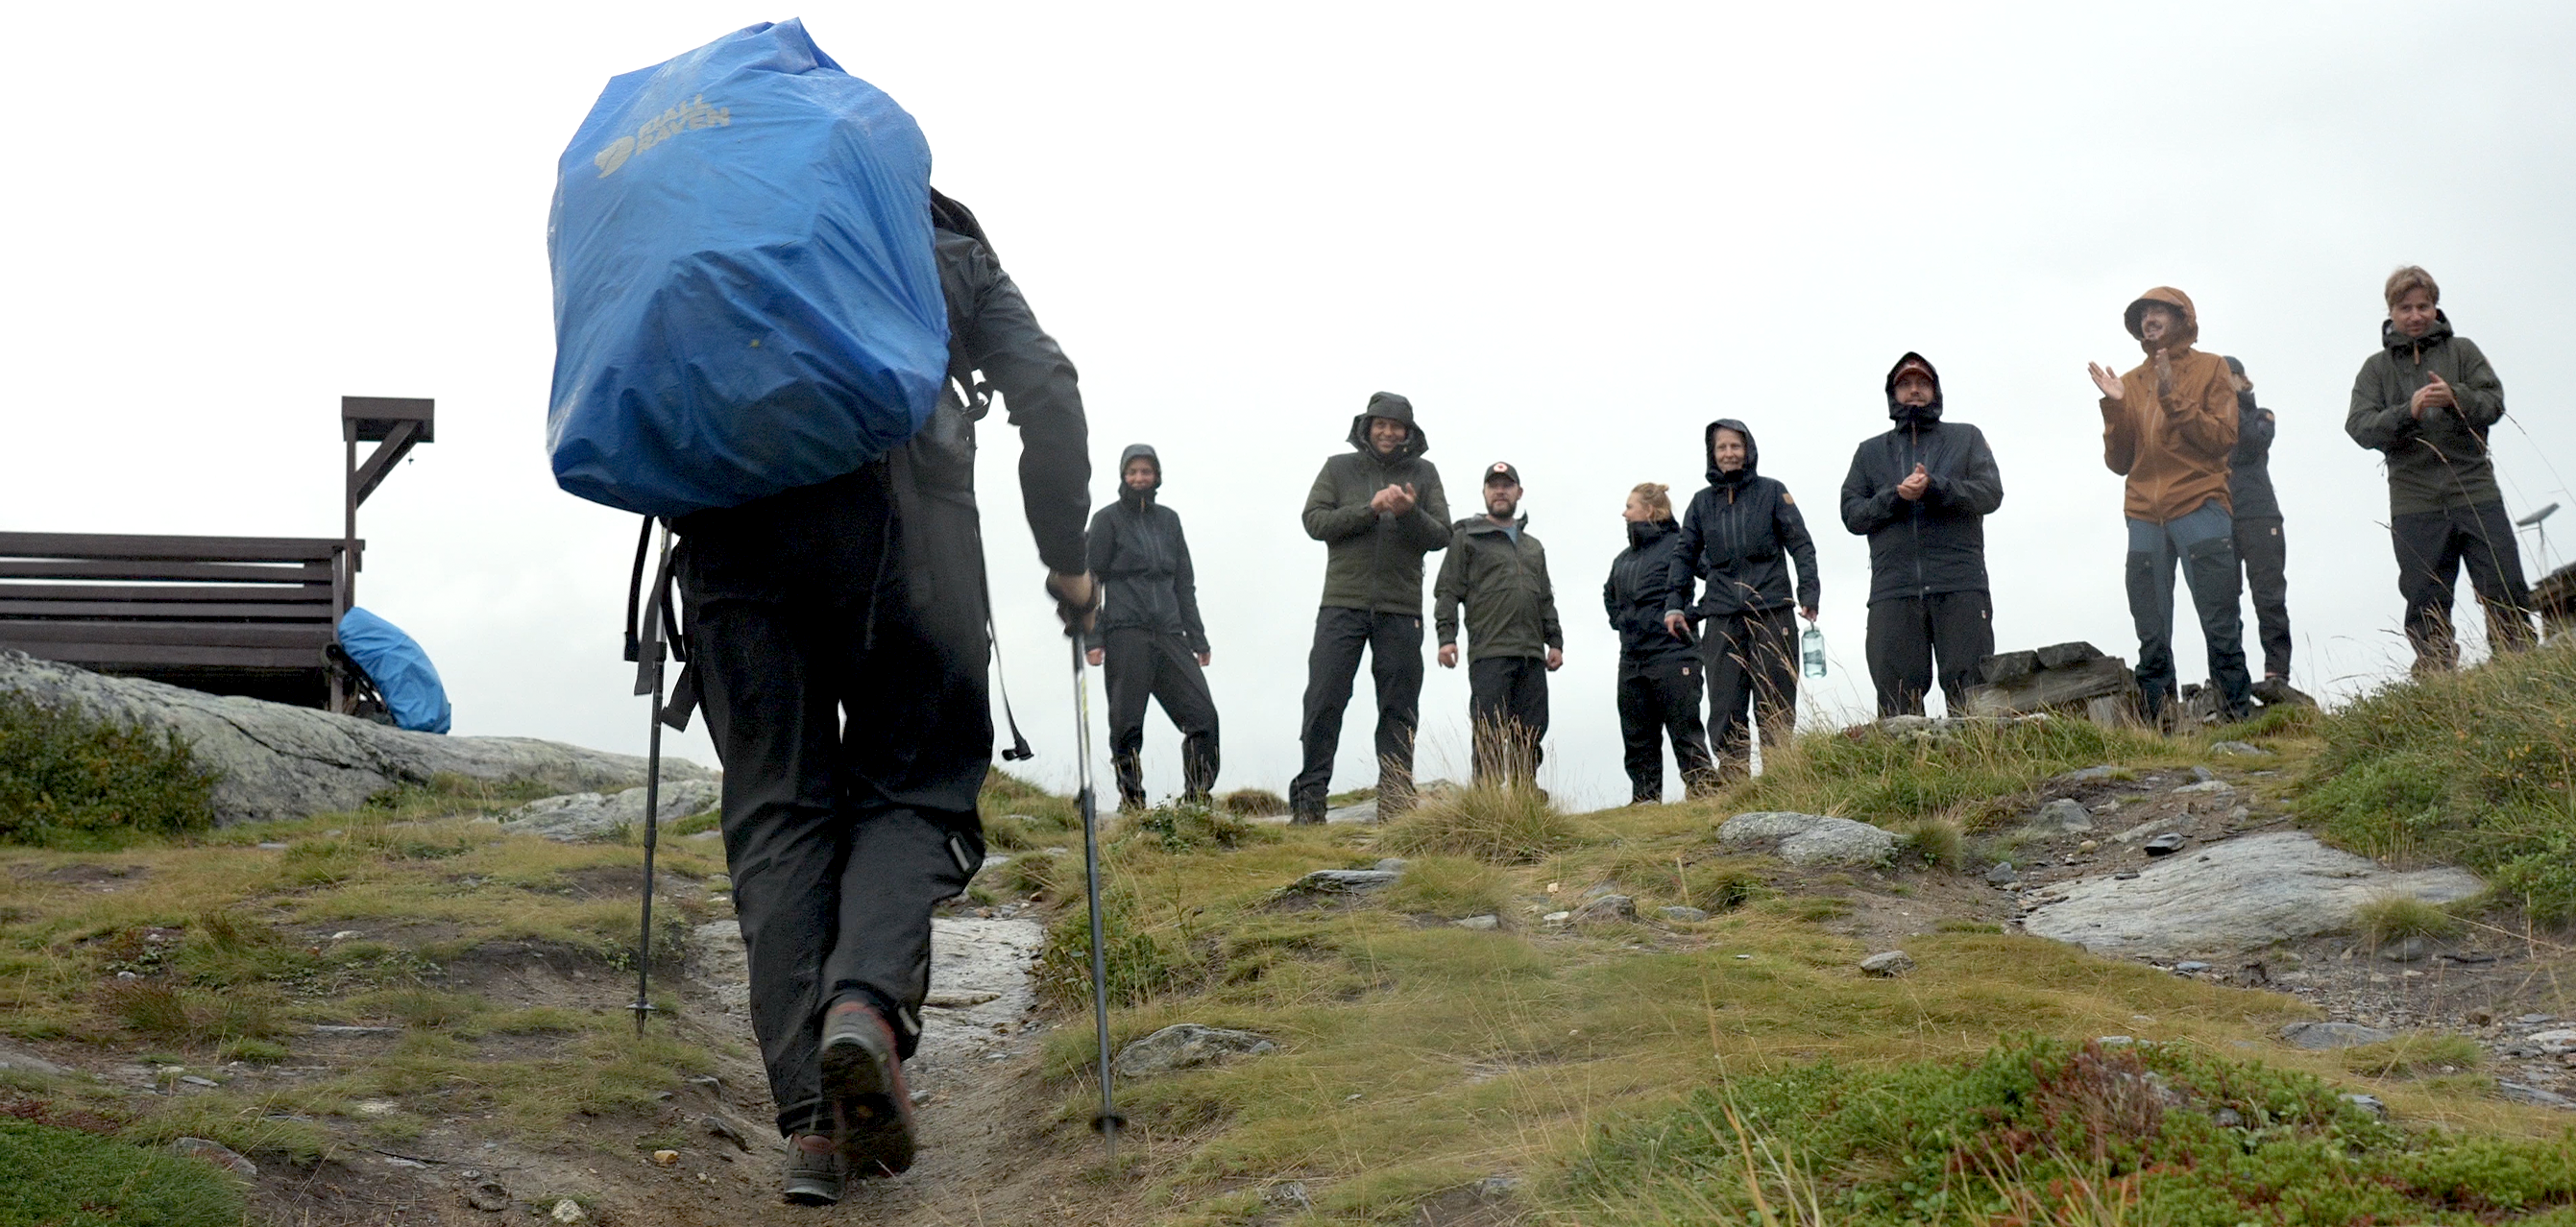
[782,1176,842,1206]
[819,1031,916,1177]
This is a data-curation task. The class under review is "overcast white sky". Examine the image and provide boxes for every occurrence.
[6,3,2571,810]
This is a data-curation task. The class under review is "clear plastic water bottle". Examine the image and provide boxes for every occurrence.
[1801,627,1827,679]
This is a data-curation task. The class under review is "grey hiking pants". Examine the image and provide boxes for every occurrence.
[2126,497,2253,721]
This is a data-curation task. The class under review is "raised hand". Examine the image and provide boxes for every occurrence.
[1896,463,1930,502]
[2087,362,2126,401]
[2410,372,2455,418]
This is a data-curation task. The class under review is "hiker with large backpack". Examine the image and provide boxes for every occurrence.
[547,23,1092,1204]
[1086,445,1221,809]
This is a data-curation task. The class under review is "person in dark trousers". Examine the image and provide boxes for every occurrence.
[2345,265,2536,672]
[1085,444,1218,809]
[1291,393,1449,822]
[1605,481,1714,803]
[1663,421,1819,778]
[1435,462,1564,786]
[1839,353,2004,717]
[673,191,1091,1203]
[2222,355,2297,697]
[2085,286,2253,726]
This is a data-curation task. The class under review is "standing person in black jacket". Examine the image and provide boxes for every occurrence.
[1086,444,1218,810]
[2222,356,2296,698]
[1839,353,2004,717]
[1606,482,1715,803]
[674,190,1091,1202]
[1663,421,1819,777]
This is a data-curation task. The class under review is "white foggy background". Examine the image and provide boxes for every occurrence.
[4,3,2570,811]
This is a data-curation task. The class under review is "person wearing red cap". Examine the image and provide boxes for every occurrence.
[2084,287,2253,726]
[1435,462,1563,785]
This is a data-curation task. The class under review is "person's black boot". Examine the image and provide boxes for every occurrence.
[818,999,916,1178]
[782,1137,844,1205]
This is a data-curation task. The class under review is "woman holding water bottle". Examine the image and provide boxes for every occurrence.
[1662,420,1820,780]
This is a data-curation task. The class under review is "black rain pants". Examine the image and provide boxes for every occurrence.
[1616,653,1713,803]
[2393,501,2536,672]
[1467,655,1549,785]
[673,466,984,1141]
[2126,498,2253,722]
[1863,590,1994,718]
[2233,516,2292,680]
[1701,606,1799,772]
[1291,608,1422,817]
[1104,626,1219,808]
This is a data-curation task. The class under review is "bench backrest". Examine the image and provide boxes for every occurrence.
[0,531,356,674]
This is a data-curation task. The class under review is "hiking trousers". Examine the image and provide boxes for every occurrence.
[1467,654,1549,785]
[2125,498,2253,723]
[1291,608,1423,817]
[1863,589,1994,718]
[1104,626,1219,808]
[1616,653,1713,802]
[673,467,985,1140]
[2393,500,2536,672]
[1701,606,1799,769]
[2233,516,2292,680]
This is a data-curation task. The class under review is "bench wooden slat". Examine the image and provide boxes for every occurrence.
[0,584,335,604]
[0,599,338,621]
[12,642,331,670]
[0,532,352,563]
[0,560,336,584]
[0,622,338,648]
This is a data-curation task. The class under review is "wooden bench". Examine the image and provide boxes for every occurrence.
[0,397,432,711]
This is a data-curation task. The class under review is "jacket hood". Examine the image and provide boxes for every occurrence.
[2380,310,2456,355]
[1115,443,1160,505]
[1347,391,1429,460]
[1704,418,1760,485]
[1626,516,1678,549]
[1883,351,1945,425]
[2222,354,2256,415]
[2123,286,2201,354]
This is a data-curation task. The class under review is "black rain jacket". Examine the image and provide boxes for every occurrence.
[1085,444,1207,653]
[1604,517,1693,662]
[1665,420,1819,620]
[2224,356,2281,521]
[1838,353,2005,606]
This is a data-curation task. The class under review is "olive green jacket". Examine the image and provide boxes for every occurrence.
[1302,396,1450,613]
[2346,315,2507,516]
[1434,515,1563,662]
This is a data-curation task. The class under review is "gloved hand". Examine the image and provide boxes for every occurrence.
[1047,571,1100,638]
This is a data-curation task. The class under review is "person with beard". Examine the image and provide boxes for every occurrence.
[1839,353,2004,717]
[1291,393,1450,823]
[2345,265,2537,672]
[1605,482,1715,802]
[672,190,1091,1202]
[2222,356,2298,699]
[1663,421,1819,778]
[1435,462,1564,786]
[2086,287,2253,726]
[1086,444,1218,810]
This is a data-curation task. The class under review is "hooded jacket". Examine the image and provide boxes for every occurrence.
[2101,287,2238,524]
[1603,516,1694,662]
[2224,356,2282,521]
[1664,420,1820,620]
[1085,445,1207,653]
[1434,511,1562,662]
[1839,353,2005,605]
[1301,392,1451,614]
[2345,312,2507,516]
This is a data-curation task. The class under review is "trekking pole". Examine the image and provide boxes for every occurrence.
[1070,636,1126,1159]
[629,522,674,1036]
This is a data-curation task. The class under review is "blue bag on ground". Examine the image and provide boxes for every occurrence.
[547,20,948,517]
[337,608,452,734]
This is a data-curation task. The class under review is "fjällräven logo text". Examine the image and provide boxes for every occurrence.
[595,95,731,177]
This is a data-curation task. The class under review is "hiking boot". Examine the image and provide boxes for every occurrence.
[782,1137,843,1205]
[1288,809,1325,826]
[818,999,916,1177]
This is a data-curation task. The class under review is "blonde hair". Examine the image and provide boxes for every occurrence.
[2384,265,2440,308]
[1629,482,1673,522]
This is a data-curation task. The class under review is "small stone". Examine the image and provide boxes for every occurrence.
[2211,741,2271,757]
[1265,1182,1313,1212]
[1657,906,1710,924]
[550,1199,587,1224]
[1114,1023,1276,1078]
[2524,1028,2576,1048]
[2060,765,2119,782]
[180,1074,219,1088]
[1984,862,2019,886]
[651,1149,679,1167]
[700,1115,749,1152]
[2380,937,2430,963]
[924,989,1001,1008]
[170,1137,258,1178]
[2142,832,2188,856]
[1373,858,1409,873]
[2174,961,2210,974]
[2028,798,2094,834]
[2113,870,2140,879]
[2189,766,2218,782]
[2077,840,2100,853]
[464,1181,512,1213]
[328,930,362,941]
[1476,1174,1523,1198]
[354,1099,400,1116]
[1284,869,1399,895]
[256,842,290,851]
[1572,894,1638,925]
[1542,911,1572,924]
[2341,1093,2389,1119]
[1453,914,1501,930]
[2281,1022,2395,1049]
[2213,1107,2243,1127]
[2174,780,2233,795]
[910,1090,933,1105]
[1859,950,1915,977]
[314,1025,401,1037]
[2498,1081,2576,1109]
[383,1156,428,1169]
[2225,806,2251,822]
[2518,1014,2558,1025]
[2096,1035,2134,1047]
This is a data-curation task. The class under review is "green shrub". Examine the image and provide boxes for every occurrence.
[0,1117,246,1227]
[2301,638,2576,923]
[1570,1036,2576,1225]
[0,692,218,848]
[1378,781,1576,864]
[1115,803,1276,854]
[1033,888,1191,1011]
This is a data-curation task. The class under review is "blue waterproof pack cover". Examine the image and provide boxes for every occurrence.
[338,608,452,735]
[547,20,949,517]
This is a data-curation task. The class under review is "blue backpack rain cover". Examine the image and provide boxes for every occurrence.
[337,608,453,734]
[547,20,949,517]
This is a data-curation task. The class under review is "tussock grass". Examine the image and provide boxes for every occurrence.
[1219,788,1288,817]
[1378,781,1578,864]
[2357,894,2464,945]
[2302,637,2576,921]
[1892,818,1965,872]
[1379,855,1510,919]
[2342,1032,2484,1080]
